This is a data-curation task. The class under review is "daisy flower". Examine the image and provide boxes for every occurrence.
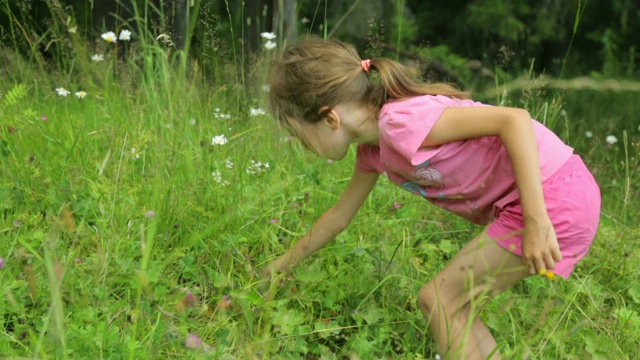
[260,32,277,40]
[55,87,71,97]
[75,91,87,99]
[211,135,228,146]
[91,53,104,62]
[101,31,117,43]
[119,29,132,41]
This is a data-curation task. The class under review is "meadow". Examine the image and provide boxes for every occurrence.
[1,6,640,360]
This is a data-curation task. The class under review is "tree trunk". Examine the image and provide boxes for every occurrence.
[273,0,297,45]
[172,0,190,51]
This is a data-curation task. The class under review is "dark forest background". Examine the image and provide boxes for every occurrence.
[1,0,638,83]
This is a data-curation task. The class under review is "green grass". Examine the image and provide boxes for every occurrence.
[1,4,640,360]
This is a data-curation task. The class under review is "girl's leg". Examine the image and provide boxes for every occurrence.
[464,304,500,359]
[418,227,529,359]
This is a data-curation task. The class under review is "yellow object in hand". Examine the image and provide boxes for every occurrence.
[545,271,556,280]
[538,268,555,280]
[538,269,547,276]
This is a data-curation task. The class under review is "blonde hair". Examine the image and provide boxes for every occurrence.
[267,37,469,128]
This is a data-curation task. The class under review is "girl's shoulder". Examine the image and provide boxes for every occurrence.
[381,95,484,118]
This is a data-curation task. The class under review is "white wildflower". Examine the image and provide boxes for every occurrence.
[55,87,71,97]
[91,53,104,62]
[225,159,234,169]
[606,135,618,145]
[213,108,232,119]
[75,91,87,99]
[119,29,132,41]
[212,171,230,187]
[131,148,140,159]
[585,131,593,138]
[212,135,228,146]
[214,113,231,119]
[264,41,277,50]
[246,159,270,175]
[260,32,277,40]
[250,108,266,116]
[101,31,117,43]
[189,118,197,126]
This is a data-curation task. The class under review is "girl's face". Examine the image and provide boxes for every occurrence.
[286,103,378,160]
[292,118,353,161]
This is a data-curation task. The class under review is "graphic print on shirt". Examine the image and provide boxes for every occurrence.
[398,161,463,200]
[412,160,443,187]
[413,166,443,187]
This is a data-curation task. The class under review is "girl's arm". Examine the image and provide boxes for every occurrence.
[422,106,562,275]
[264,170,379,274]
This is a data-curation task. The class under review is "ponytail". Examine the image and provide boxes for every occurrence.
[366,58,470,109]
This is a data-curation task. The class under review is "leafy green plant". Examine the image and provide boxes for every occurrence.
[0,1,639,359]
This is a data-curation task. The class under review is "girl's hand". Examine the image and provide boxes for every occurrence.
[521,217,563,275]
[261,251,298,279]
[261,171,378,279]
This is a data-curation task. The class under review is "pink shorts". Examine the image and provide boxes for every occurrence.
[487,155,601,278]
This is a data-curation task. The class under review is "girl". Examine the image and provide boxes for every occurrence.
[264,37,600,359]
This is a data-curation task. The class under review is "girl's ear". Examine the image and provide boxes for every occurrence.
[318,106,341,130]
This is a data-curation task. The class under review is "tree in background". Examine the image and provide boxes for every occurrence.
[1,0,638,78]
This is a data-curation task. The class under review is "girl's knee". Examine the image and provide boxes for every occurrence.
[418,280,457,314]
[418,277,475,316]
[418,283,437,313]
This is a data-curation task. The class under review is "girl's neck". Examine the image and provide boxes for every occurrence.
[334,102,379,146]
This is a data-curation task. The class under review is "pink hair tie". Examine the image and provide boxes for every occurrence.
[361,59,372,73]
